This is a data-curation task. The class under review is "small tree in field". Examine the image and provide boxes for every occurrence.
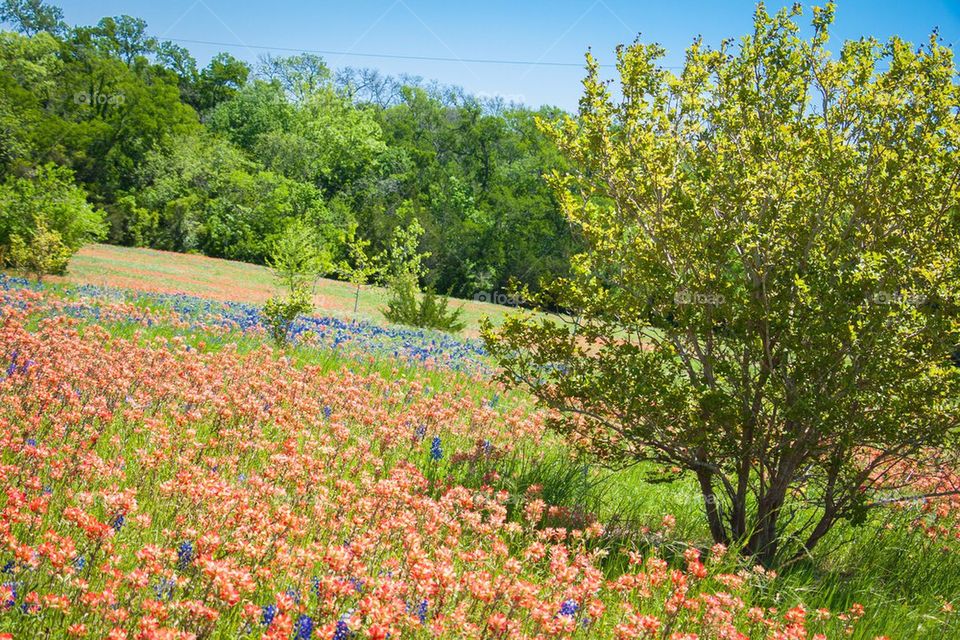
[483,3,960,564]
[262,220,327,347]
[381,220,465,332]
[338,227,384,315]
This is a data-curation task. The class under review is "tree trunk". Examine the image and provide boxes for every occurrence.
[747,487,788,566]
[696,470,729,545]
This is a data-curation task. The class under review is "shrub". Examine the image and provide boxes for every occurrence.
[383,271,465,333]
[380,220,465,333]
[7,219,72,281]
[262,283,312,347]
[0,164,105,277]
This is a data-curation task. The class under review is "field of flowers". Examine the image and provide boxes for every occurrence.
[1,277,959,639]
[0,276,490,377]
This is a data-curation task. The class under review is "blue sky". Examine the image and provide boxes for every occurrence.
[53,1,960,110]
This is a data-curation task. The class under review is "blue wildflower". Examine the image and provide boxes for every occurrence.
[261,603,277,626]
[177,541,194,569]
[154,578,175,601]
[73,556,86,571]
[332,616,350,640]
[323,405,332,419]
[559,599,579,617]
[2,582,16,608]
[1,561,13,574]
[285,588,301,604]
[416,599,428,624]
[295,614,314,639]
[110,514,125,532]
[349,577,364,593]
[430,436,443,461]
[25,438,36,448]
[414,424,426,442]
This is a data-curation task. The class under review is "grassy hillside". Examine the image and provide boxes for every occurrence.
[51,244,523,335]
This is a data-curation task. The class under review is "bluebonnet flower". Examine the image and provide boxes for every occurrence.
[311,576,321,597]
[154,578,175,601]
[73,556,86,571]
[110,514,125,532]
[295,614,314,639]
[25,438,36,447]
[177,541,194,569]
[5,351,17,378]
[416,599,428,624]
[332,616,351,640]
[348,577,364,593]
[261,604,277,626]
[1,561,14,574]
[430,436,443,461]
[285,588,301,604]
[323,405,332,419]
[559,599,579,617]
[414,423,426,442]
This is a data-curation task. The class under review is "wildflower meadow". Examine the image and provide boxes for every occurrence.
[0,276,957,640]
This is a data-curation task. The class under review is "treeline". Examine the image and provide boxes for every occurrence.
[0,0,578,297]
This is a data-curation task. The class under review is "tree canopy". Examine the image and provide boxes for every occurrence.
[0,0,578,299]
[483,2,960,564]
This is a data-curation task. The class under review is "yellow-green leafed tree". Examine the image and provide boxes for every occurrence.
[483,3,960,565]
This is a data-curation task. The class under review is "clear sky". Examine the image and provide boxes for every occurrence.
[52,1,960,111]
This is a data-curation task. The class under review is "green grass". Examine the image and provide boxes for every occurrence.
[52,244,524,336]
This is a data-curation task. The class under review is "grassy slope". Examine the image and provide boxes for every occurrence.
[20,244,960,637]
[51,244,521,336]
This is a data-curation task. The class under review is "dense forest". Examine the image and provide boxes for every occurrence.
[0,0,578,298]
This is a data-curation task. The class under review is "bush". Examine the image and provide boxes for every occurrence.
[7,219,72,281]
[0,163,105,276]
[383,271,465,333]
[262,283,312,347]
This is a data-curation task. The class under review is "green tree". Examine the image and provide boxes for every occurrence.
[0,0,65,36]
[338,228,384,315]
[268,218,331,292]
[191,52,250,113]
[258,53,330,103]
[136,133,337,263]
[380,219,465,332]
[262,220,327,347]
[0,163,105,272]
[483,3,960,565]
[206,79,291,150]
